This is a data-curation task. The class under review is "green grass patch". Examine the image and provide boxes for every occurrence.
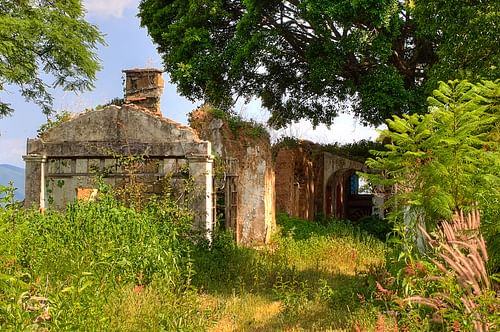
[191,212,389,330]
[1,196,389,330]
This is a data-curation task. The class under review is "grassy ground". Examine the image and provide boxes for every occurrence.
[189,213,390,331]
[0,197,390,331]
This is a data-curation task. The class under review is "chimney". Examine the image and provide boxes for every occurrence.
[123,68,164,115]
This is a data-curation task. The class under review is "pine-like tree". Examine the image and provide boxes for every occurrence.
[366,79,499,245]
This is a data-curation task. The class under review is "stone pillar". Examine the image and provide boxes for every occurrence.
[372,185,386,219]
[187,153,214,241]
[22,154,47,209]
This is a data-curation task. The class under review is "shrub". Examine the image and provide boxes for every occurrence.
[356,215,392,241]
[365,79,500,264]
[378,211,500,331]
[365,80,500,330]
[0,193,196,330]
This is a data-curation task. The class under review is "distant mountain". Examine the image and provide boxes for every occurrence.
[0,164,25,201]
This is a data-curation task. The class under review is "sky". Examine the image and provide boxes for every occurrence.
[0,0,380,168]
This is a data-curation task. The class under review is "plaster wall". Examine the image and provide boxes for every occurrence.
[24,105,213,234]
[274,148,315,220]
[274,143,376,221]
[190,109,276,245]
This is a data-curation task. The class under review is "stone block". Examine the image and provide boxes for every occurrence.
[104,159,117,174]
[88,159,101,173]
[76,159,88,174]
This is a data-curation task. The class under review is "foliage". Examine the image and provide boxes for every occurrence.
[272,136,302,149]
[104,153,152,210]
[0,191,199,330]
[0,0,104,117]
[322,139,386,163]
[191,105,269,139]
[482,195,500,273]
[355,215,392,242]
[414,0,500,92]
[1,194,389,330]
[365,79,500,232]
[376,211,499,331]
[272,137,385,163]
[36,111,73,138]
[94,97,125,110]
[362,80,500,329]
[138,0,499,128]
[0,182,16,206]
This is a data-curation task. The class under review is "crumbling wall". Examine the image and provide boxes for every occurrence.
[24,104,213,234]
[274,146,315,220]
[190,108,275,246]
[123,68,164,115]
[274,141,377,222]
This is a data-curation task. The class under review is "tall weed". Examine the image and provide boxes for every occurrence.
[0,193,197,330]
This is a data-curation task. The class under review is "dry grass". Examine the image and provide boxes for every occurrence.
[204,292,350,332]
[196,236,387,331]
[407,210,498,331]
[205,293,282,332]
[104,285,165,332]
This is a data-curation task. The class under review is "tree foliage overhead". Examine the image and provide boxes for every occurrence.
[0,0,104,117]
[139,0,499,128]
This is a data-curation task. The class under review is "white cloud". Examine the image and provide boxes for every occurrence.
[83,0,138,18]
[235,98,382,144]
[0,138,26,167]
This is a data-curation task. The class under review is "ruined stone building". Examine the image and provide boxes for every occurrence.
[24,68,382,246]
[190,109,275,245]
[23,69,274,245]
[274,141,383,221]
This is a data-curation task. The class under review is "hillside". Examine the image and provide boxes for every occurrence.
[0,164,25,201]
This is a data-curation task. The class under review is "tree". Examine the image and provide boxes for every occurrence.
[366,79,499,222]
[0,0,104,117]
[365,79,500,268]
[138,0,499,128]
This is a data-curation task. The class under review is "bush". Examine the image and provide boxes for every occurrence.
[365,80,500,330]
[355,215,392,241]
[375,211,500,331]
[0,193,197,330]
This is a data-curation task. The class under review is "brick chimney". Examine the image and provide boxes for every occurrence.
[123,68,164,115]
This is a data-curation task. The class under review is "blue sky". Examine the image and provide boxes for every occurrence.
[0,0,379,168]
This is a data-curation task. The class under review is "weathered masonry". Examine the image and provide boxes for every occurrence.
[190,109,276,245]
[23,67,380,244]
[275,141,383,221]
[24,69,214,235]
[23,68,276,245]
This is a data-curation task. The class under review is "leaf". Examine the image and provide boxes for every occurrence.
[61,286,75,293]
[0,272,29,289]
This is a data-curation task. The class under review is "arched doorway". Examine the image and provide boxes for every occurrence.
[325,169,373,221]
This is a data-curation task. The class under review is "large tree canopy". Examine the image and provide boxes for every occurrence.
[0,0,104,117]
[139,0,499,127]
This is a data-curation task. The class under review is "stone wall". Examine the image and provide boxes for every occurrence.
[190,108,276,245]
[274,141,375,221]
[274,147,315,220]
[24,104,213,235]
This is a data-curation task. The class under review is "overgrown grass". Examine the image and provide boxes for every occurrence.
[0,194,205,331]
[1,194,389,331]
[191,212,390,331]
